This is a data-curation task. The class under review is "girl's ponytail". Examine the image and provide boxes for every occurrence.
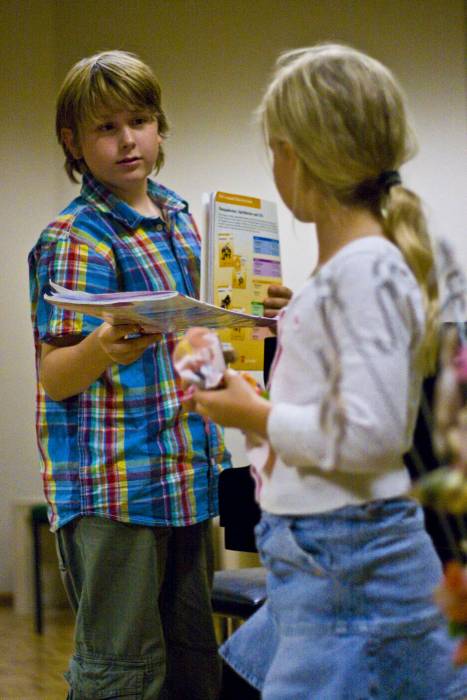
[259,44,440,376]
[383,185,439,375]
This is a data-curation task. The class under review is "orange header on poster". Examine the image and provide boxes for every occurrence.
[215,191,261,209]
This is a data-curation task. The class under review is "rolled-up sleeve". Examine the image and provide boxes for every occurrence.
[32,221,116,344]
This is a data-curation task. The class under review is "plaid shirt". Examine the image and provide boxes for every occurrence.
[29,173,231,531]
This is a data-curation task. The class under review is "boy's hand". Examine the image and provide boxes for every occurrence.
[263,284,293,318]
[97,322,161,365]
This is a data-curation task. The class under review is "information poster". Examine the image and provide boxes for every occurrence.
[205,191,282,370]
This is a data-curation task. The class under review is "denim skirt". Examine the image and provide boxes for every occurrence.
[220,499,467,699]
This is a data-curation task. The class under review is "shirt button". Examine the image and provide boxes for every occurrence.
[156,223,164,231]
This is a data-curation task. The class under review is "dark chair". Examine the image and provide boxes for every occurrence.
[30,503,49,634]
[212,566,267,637]
[213,466,265,700]
[217,463,261,554]
[212,466,266,642]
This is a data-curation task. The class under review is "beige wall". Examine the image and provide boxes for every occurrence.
[1,0,465,594]
[1,0,60,595]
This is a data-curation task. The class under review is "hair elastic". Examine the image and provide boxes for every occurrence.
[377,170,402,192]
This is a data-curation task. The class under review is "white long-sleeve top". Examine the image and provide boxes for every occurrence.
[256,236,426,515]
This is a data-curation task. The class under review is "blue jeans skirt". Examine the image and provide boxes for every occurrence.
[220,499,467,699]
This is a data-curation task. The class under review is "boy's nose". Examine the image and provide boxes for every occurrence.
[120,126,136,147]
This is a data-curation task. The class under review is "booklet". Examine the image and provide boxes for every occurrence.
[204,191,282,371]
[44,282,277,334]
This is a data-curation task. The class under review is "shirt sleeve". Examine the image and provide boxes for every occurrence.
[32,218,117,344]
[267,250,425,474]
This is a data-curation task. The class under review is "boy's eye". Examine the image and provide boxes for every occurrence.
[132,116,149,126]
[97,122,115,132]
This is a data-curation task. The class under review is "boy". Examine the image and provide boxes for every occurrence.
[29,50,231,700]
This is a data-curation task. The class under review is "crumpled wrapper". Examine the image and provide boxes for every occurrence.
[173,327,229,390]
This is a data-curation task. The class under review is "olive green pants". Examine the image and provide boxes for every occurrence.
[56,516,221,700]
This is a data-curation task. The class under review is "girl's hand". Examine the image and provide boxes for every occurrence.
[188,369,271,435]
[97,322,161,365]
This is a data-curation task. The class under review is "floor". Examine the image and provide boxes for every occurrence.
[0,606,73,700]
[0,607,242,700]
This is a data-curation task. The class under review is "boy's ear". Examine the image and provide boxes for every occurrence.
[61,128,82,159]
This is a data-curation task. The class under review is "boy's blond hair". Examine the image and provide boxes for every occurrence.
[56,50,169,183]
[258,44,439,374]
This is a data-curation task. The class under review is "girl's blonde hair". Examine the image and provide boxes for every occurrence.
[259,44,438,374]
[56,50,169,183]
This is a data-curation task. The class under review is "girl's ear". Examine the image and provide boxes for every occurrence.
[61,128,82,159]
[280,140,296,161]
[271,139,297,164]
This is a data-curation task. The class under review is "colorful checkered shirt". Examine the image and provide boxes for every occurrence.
[29,173,231,531]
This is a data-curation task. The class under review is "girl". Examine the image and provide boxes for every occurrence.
[187,45,467,698]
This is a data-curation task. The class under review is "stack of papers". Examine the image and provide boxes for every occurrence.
[44,282,276,334]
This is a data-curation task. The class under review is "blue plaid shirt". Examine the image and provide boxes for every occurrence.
[29,173,231,531]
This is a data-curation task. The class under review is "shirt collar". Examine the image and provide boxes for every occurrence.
[80,172,189,228]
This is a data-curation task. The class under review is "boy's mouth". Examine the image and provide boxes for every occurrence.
[117,156,141,164]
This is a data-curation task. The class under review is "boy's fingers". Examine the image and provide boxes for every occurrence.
[141,332,162,345]
[266,284,293,299]
[263,309,280,320]
[263,297,287,309]
[106,332,161,364]
[263,285,293,317]
[103,323,139,341]
[119,331,161,347]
